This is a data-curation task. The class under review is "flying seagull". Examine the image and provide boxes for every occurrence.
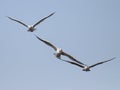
[61,57,116,71]
[7,12,55,32]
[35,35,85,65]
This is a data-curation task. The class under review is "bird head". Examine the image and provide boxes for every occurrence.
[57,48,62,53]
[28,25,36,32]
[82,66,91,72]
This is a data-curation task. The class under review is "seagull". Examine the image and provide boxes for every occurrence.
[7,12,55,32]
[61,57,116,71]
[35,35,85,65]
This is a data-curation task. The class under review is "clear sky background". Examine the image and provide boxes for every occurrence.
[0,0,120,90]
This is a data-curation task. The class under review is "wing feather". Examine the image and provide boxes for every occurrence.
[89,57,116,68]
[35,35,57,51]
[61,51,85,65]
[7,16,28,28]
[61,59,84,68]
[33,12,55,27]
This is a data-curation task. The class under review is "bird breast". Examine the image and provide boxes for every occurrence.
[83,66,90,71]
[56,48,62,53]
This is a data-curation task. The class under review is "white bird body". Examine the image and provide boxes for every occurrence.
[7,12,55,32]
[62,57,116,72]
[54,48,63,59]
[35,35,84,65]
[27,25,36,32]
[34,35,116,72]
[82,66,91,71]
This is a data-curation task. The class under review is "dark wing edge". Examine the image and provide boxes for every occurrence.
[34,35,57,51]
[61,59,84,68]
[7,16,28,27]
[89,57,116,68]
[61,51,85,65]
[33,12,55,27]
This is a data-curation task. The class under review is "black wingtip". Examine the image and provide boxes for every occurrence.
[34,34,38,37]
[53,11,56,14]
[34,34,40,39]
[50,12,56,16]
[34,34,44,42]
[104,57,116,63]
[111,57,116,60]
[6,16,11,19]
[6,16,15,21]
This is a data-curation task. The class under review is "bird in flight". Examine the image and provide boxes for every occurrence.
[35,35,85,65]
[61,57,116,71]
[7,12,55,32]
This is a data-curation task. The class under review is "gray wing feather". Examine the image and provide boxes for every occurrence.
[7,16,28,28]
[61,59,84,68]
[33,12,55,27]
[35,35,57,51]
[61,51,85,65]
[89,57,116,68]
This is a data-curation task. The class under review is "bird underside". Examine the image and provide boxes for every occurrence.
[27,26,36,32]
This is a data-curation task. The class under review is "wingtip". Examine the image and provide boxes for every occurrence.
[50,12,56,15]
[6,16,11,19]
[6,16,14,20]
[53,11,56,14]
[111,57,116,60]
[34,34,43,41]
[34,34,39,39]
[34,34,37,37]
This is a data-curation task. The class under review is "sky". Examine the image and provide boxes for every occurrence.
[0,0,120,90]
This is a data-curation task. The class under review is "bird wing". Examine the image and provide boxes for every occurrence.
[61,51,85,65]
[61,59,84,68]
[89,57,116,68]
[33,12,55,27]
[7,16,28,28]
[35,35,57,51]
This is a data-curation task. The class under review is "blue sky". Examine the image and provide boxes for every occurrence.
[0,0,120,90]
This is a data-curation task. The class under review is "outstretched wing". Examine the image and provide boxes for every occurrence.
[33,12,55,27]
[89,57,116,68]
[7,16,28,28]
[61,51,85,65]
[61,59,84,68]
[35,35,57,51]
